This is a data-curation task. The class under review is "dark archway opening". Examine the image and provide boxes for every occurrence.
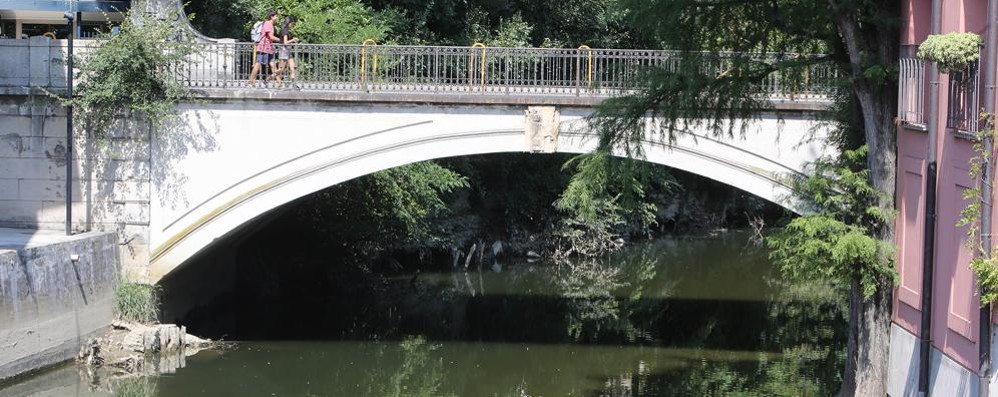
[156,153,844,396]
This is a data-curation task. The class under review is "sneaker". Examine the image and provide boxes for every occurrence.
[292,82,302,91]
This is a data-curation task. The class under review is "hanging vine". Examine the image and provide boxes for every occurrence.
[958,113,998,305]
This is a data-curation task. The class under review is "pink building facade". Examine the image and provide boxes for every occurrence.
[891,0,997,395]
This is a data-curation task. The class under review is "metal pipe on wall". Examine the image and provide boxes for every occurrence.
[64,12,74,236]
[980,0,998,394]
[919,0,943,394]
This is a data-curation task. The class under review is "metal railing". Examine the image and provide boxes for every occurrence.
[169,42,837,100]
[947,58,981,133]
[898,58,926,125]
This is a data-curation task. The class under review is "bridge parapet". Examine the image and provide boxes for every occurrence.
[1,38,837,107]
[176,43,839,102]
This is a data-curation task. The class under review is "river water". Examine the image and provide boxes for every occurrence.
[1,231,846,396]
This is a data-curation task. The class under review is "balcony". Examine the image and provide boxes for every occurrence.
[946,59,981,134]
[898,57,926,127]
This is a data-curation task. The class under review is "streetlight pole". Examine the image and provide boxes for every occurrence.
[64,11,74,236]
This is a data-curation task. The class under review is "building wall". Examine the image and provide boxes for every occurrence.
[894,0,993,380]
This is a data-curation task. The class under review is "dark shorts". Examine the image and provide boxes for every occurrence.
[256,52,273,65]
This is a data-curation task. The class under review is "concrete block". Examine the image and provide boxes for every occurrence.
[0,200,90,226]
[0,116,32,136]
[888,322,981,397]
[17,178,79,201]
[0,155,153,183]
[0,229,119,381]
[0,179,18,200]
[0,41,30,87]
[888,323,920,397]
[0,132,28,157]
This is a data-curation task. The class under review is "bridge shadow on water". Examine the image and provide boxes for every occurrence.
[156,225,846,395]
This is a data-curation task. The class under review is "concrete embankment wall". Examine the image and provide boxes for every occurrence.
[0,230,119,382]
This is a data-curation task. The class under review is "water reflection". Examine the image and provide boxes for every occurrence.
[1,232,846,396]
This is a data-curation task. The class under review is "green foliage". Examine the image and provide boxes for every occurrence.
[68,11,195,139]
[360,0,636,47]
[295,161,468,256]
[553,152,677,257]
[114,282,160,323]
[958,115,998,305]
[248,0,393,44]
[576,7,901,391]
[184,0,254,39]
[917,32,983,73]
[370,162,469,239]
[465,10,533,47]
[768,146,896,299]
[192,0,638,47]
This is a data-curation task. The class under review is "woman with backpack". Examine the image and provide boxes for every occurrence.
[275,16,300,89]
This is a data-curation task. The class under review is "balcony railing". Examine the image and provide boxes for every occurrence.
[898,57,926,125]
[947,59,981,133]
[164,42,836,101]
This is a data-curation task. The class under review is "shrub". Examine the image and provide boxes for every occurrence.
[917,32,983,73]
[114,281,160,323]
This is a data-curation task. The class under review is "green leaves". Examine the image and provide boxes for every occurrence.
[114,281,160,323]
[971,257,998,306]
[297,161,468,256]
[68,11,196,139]
[917,32,983,74]
[249,0,392,44]
[767,146,896,299]
[553,152,676,257]
[959,118,998,306]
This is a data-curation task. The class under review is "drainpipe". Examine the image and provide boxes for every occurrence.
[980,0,998,394]
[918,0,942,394]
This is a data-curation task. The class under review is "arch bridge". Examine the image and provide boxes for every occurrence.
[145,42,835,282]
[0,39,836,282]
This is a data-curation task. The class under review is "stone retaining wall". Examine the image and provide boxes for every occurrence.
[0,231,119,382]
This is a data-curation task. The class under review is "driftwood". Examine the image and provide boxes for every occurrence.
[463,243,477,270]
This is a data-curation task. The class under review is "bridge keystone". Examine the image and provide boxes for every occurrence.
[525,106,560,153]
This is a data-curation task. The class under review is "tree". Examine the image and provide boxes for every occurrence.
[293,161,468,258]
[68,10,196,139]
[582,1,899,395]
[249,0,394,44]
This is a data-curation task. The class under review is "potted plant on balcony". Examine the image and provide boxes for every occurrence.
[916,32,983,73]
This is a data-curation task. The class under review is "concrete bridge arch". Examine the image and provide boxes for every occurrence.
[146,92,833,283]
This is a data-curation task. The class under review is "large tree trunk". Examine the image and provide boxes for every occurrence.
[841,276,894,396]
[829,1,900,395]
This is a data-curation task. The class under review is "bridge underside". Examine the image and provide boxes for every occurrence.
[144,94,831,283]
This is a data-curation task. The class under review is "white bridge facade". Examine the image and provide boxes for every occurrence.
[0,39,835,282]
[146,90,832,282]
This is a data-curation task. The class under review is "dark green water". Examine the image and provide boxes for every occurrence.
[1,232,846,396]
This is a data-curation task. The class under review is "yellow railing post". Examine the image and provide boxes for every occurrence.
[576,45,594,92]
[360,39,378,87]
[470,43,487,92]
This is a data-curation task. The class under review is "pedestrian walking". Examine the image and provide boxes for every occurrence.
[248,10,279,88]
[276,16,300,89]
